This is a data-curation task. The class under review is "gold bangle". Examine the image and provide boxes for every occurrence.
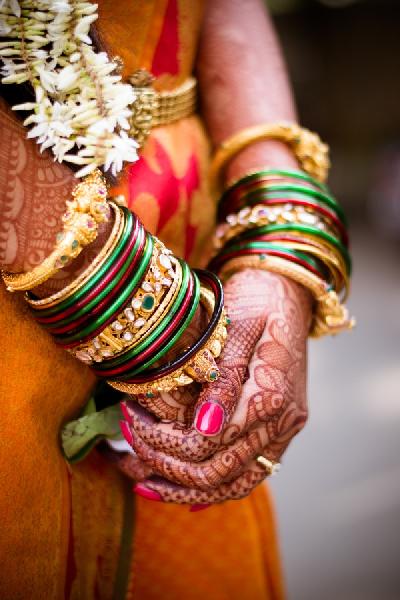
[219,254,354,338]
[275,240,349,299]
[108,291,229,395]
[25,202,124,309]
[213,203,340,251]
[209,122,330,197]
[2,169,110,292]
[72,247,182,364]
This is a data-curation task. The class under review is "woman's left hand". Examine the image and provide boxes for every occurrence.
[117,269,312,504]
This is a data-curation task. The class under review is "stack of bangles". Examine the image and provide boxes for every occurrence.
[1,170,229,395]
[207,121,354,337]
[209,167,353,337]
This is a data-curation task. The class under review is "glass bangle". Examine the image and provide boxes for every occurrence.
[30,208,135,318]
[92,259,193,373]
[119,269,224,384]
[218,169,330,219]
[94,262,198,377]
[236,223,352,274]
[37,217,142,328]
[210,242,328,280]
[57,234,154,347]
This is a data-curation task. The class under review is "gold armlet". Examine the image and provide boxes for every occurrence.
[128,71,197,148]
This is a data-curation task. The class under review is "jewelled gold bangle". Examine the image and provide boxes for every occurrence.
[108,289,229,395]
[219,254,354,338]
[213,203,341,251]
[25,202,124,309]
[2,170,110,292]
[209,122,330,197]
[71,250,183,364]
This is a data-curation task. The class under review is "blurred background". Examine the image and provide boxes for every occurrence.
[266,0,400,598]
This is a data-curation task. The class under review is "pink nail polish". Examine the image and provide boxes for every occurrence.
[189,504,211,512]
[195,402,225,436]
[133,483,162,502]
[119,420,134,446]
[120,402,132,424]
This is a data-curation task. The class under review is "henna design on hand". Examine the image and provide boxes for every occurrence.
[140,460,269,505]
[97,442,153,482]
[124,273,312,503]
[0,99,75,272]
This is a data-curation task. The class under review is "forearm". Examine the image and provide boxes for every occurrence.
[198,0,298,180]
[0,99,112,293]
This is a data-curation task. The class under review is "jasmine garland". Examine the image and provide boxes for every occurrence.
[0,0,139,177]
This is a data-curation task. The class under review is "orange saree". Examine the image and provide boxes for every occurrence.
[0,1,285,598]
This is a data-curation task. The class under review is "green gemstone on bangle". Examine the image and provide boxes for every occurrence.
[142,294,156,311]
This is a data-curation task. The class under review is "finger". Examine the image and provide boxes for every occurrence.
[127,417,269,491]
[133,459,269,505]
[193,270,276,436]
[131,384,197,423]
[123,399,219,461]
[98,443,153,482]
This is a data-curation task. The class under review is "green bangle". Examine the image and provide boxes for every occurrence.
[239,184,345,224]
[93,259,192,371]
[219,240,326,274]
[236,223,352,274]
[33,209,134,318]
[119,270,201,378]
[45,222,143,330]
[57,235,154,345]
[228,169,329,192]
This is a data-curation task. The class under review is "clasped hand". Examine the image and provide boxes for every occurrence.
[110,269,312,505]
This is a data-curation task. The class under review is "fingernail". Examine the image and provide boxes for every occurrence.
[195,402,225,436]
[120,402,132,424]
[133,483,162,502]
[189,504,211,512]
[119,420,133,446]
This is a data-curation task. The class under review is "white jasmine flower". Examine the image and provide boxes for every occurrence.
[0,0,140,179]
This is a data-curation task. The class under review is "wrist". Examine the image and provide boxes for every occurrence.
[225,140,299,185]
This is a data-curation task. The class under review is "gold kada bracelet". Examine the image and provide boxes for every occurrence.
[2,169,110,292]
[219,254,354,338]
[108,288,229,395]
[209,122,330,197]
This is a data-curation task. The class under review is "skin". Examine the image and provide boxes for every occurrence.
[122,269,311,503]
[116,0,313,502]
[0,0,312,503]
